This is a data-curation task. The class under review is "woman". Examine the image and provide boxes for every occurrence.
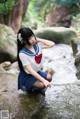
[17,27,55,95]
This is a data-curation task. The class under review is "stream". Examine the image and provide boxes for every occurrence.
[0,44,80,119]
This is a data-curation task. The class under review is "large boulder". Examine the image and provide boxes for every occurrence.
[34,27,77,44]
[0,24,17,63]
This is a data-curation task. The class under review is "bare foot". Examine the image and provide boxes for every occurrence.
[45,68,55,75]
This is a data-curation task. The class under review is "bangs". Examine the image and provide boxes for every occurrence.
[21,28,34,39]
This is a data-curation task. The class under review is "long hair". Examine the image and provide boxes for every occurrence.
[17,27,36,71]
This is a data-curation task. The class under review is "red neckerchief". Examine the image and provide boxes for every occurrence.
[35,53,42,64]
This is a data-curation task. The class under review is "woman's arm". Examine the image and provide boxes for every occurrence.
[37,37,55,49]
[25,64,51,88]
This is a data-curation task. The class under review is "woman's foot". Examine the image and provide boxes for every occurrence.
[45,68,55,76]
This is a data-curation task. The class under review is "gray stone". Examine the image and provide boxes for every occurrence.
[0,24,17,63]
[34,27,77,44]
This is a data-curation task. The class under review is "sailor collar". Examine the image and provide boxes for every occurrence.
[20,43,39,56]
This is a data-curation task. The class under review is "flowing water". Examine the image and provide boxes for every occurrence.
[0,44,80,119]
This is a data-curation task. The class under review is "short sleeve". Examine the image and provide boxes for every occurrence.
[19,53,30,66]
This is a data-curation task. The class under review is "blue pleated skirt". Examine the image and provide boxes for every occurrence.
[18,70,47,93]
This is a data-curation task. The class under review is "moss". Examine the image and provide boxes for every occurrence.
[0,24,17,63]
[0,24,14,34]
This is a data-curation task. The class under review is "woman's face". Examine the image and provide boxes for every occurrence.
[28,35,37,45]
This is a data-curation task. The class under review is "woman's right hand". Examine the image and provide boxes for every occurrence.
[43,80,51,88]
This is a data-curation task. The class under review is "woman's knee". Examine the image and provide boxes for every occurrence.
[39,82,45,88]
[33,81,44,89]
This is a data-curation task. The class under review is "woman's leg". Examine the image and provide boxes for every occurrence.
[32,69,55,96]
[33,68,55,89]
[33,81,46,96]
[33,81,44,89]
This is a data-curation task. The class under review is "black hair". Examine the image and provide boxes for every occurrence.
[17,27,36,71]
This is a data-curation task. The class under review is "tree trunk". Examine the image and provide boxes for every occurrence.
[8,0,29,33]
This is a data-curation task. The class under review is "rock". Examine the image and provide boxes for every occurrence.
[0,61,11,70]
[34,27,77,44]
[0,65,6,73]
[8,61,19,72]
[7,61,19,74]
[10,61,18,69]
[0,24,17,63]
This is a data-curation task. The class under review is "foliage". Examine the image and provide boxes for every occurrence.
[53,0,80,15]
[28,0,80,19]
[22,0,52,28]
[22,0,42,28]
[73,14,80,22]
[72,14,80,30]
[0,0,15,15]
[22,0,80,29]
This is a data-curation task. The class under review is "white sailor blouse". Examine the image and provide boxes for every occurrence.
[19,43,44,74]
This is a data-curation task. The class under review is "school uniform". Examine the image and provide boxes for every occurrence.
[18,43,47,93]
